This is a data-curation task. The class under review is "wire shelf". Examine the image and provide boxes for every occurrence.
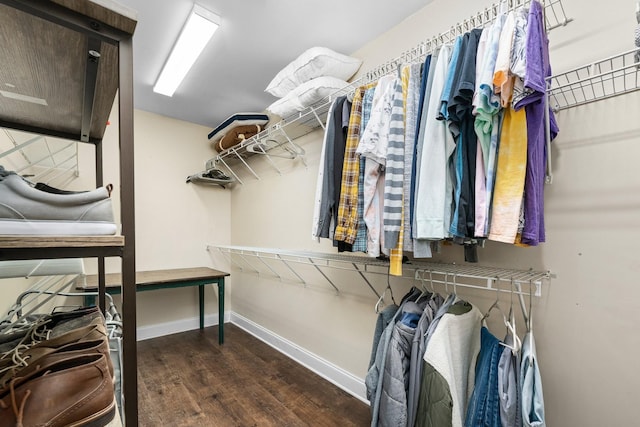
[207,245,551,299]
[547,49,640,110]
[208,0,572,186]
[0,128,80,188]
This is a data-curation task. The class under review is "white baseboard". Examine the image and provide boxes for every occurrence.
[229,312,369,404]
[136,311,231,341]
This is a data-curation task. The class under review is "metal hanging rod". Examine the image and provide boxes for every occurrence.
[207,245,551,299]
[359,0,571,86]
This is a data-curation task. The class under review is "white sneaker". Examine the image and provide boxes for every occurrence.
[0,166,116,235]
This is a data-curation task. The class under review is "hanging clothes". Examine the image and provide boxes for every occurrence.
[312,96,349,240]
[353,86,378,253]
[520,332,545,427]
[403,63,422,252]
[473,29,490,240]
[385,73,407,276]
[378,300,427,427]
[360,75,396,257]
[498,335,522,427]
[473,8,507,238]
[369,303,400,371]
[410,54,432,249]
[488,106,528,244]
[334,86,367,247]
[414,43,455,242]
[493,12,517,108]
[416,300,483,427]
[311,97,339,240]
[464,326,503,427]
[383,73,406,251]
[407,293,447,427]
[447,28,483,241]
[411,49,439,258]
[367,288,422,427]
[515,0,559,246]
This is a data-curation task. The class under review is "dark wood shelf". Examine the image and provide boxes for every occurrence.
[0,235,124,248]
[0,0,138,424]
[0,235,125,260]
[0,0,136,143]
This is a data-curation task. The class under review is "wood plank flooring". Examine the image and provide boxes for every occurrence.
[137,324,371,426]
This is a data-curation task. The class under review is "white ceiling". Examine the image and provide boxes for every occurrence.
[118,0,430,130]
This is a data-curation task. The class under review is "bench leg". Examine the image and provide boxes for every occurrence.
[199,285,205,330]
[84,294,96,307]
[218,280,224,344]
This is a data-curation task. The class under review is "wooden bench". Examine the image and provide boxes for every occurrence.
[78,267,230,344]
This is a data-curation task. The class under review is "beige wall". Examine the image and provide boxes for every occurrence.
[223,0,640,426]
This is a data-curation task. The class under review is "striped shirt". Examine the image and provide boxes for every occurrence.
[383,75,405,248]
[386,72,406,276]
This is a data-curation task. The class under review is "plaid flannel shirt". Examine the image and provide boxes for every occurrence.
[334,84,375,244]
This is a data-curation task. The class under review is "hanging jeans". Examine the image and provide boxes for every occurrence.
[465,326,503,427]
[521,332,545,427]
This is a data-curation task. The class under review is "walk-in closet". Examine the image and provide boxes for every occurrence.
[0,0,638,426]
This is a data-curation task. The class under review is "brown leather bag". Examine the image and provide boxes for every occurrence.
[214,124,263,152]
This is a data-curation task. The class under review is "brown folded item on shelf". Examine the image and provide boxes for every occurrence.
[214,124,263,152]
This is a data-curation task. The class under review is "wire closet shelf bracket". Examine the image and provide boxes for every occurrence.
[547,48,640,111]
[210,0,572,185]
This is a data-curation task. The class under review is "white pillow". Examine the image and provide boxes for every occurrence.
[267,76,351,119]
[265,47,361,98]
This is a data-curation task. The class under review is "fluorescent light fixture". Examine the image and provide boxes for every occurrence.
[153,4,219,97]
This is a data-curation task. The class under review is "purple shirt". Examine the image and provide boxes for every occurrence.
[515,0,559,246]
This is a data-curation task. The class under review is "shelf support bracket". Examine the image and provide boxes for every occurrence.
[80,38,102,143]
[308,258,340,294]
[276,254,307,285]
[237,253,261,274]
[256,253,282,280]
[352,262,381,299]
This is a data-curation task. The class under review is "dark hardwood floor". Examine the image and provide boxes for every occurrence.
[137,324,371,426]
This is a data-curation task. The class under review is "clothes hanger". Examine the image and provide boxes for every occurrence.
[499,0,509,15]
[526,279,534,364]
[428,270,436,295]
[416,273,430,302]
[503,278,522,353]
[443,272,450,295]
[452,273,458,295]
[483,278,520,352]
[375,267,397,313]
[374,288,387,314]
[482,278,508,322]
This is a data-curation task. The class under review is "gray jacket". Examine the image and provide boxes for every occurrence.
[366,288,422,427]
[378,301,425,427]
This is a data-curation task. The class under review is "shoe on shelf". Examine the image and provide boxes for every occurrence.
[0,353,115,427]
[0,337,112,388]
[0,166,117,236]
[202,168,232,181]
[0,320,111,388]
